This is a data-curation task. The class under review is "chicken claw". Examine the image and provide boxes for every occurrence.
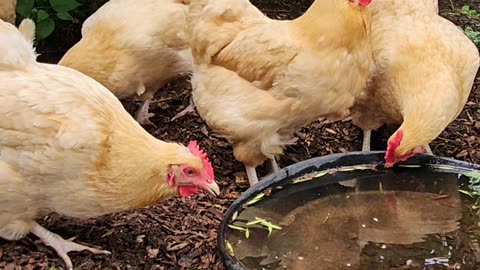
[171,96,196,121]
[31,223,111,270]
[135,99,156,126]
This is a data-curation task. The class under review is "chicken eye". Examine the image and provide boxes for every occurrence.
[184,168,196,176]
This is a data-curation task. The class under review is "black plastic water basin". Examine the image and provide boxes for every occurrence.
[217,151,480,270]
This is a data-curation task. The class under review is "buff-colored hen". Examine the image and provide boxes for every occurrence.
[0,0,16,24]
[0,19,218,270]
[351,0,479,166]
[59,0,193,125]
[187,0,373,185]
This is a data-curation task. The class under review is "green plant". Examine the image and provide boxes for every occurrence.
[448,5,479,17]
[459,5,479,16]
[464,26,480,48]
[16,0,82,41]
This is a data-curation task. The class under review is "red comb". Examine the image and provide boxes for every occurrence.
[359,0,372,6]
[348,0,372,6]
[385,130,403,163]
[188,141,214,182]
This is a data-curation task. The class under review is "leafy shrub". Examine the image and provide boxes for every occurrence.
[16,0,107,41]
[465,26,480,48]
[16,0,82,40]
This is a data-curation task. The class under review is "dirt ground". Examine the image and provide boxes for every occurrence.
[1,0,480,269]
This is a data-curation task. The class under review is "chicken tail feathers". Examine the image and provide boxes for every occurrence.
[18,19,36,44]
[0,18,37,71]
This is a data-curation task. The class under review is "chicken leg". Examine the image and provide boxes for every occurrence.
[245,165,259,186]
[171,96,196,121]
[32,222,110,270]
[135,98,155,126]
[268,157,280,174]
[362,129,371,151]
[425,144,433,155]
[341,129,371,188]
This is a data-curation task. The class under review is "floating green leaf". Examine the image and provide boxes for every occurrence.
[226,241,234,256]
[292,177,313,184]
[293,171,328,184]
[352,165,375,170]
[314,171,329,178]
[464,170,480,181]
[458,189,474,198]
[397,164,422,168]
[430,165,456,170]
[338,167,357,172]
[246,219,261,226]
[247,217,282,236]
[246,193,265,206]
[228,224,248,232]
[231,211,238,222]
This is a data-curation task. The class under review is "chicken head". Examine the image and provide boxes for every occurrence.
[167,141,219,197]
[384,130,426,167]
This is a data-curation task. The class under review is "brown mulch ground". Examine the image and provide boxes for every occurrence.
[1,0,480,269]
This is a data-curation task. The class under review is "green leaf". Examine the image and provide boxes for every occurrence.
[49,0,81,13]
[227,224,247,232]
[397,164,422,168]
[36,10,49,22]
[231,211,238,222]
[246,193,265,206]
[35,0,50,8]
[458,189,474,198]
[56,11,74,21]
[16,0,35,18]
[226,241,234,256]
[36,17,55,40]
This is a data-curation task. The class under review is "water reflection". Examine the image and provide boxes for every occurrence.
[227,170,465,270]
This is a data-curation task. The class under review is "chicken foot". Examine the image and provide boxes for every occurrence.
[32,222,110,270]
[171,96,196,121]
[245,165,259,186]
[135,98,156,126]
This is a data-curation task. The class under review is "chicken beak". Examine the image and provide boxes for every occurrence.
[384,162,394,168]
[202,181,220,196]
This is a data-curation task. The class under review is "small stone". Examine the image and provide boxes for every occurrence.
[136,234,146,243]
[147,247,160,258]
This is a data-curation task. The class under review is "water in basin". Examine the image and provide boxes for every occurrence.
[225,167,480,269]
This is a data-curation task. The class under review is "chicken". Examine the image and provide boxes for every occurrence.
[0,0,16,24]
[59,0,193,126]
[0,19,219,270]
[350,0,480,166]
[187,0,373,185]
